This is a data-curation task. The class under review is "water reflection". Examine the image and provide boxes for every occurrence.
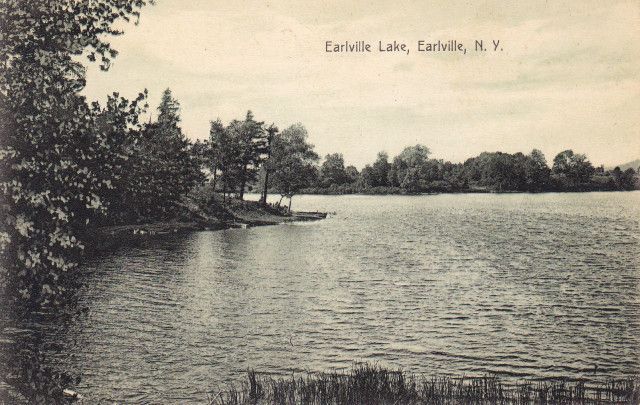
[1,312,81,404]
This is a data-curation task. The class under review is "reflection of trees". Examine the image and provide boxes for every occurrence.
[1,312,80,404]
[0,232,197,403]
[0,265,83,403]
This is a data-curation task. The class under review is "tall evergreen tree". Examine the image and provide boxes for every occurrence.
[233,111,268,200]
[260,124,279,204]
[131,89,204,219]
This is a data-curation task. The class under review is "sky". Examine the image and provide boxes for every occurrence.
[82,0,640,168]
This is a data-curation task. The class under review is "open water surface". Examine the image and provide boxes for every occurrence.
[2,192,639,403]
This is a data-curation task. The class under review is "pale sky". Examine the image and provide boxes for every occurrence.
[82,0,640,168]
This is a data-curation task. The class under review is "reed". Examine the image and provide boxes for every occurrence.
[209,363,639,405]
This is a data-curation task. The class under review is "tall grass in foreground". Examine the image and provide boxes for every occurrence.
[209,363,639,405]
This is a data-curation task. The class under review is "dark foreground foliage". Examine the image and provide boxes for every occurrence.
[210,364,639,405]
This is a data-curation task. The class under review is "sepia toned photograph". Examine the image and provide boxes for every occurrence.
[1,1,639,403]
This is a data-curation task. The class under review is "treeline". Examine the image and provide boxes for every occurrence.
[299,147,639,195]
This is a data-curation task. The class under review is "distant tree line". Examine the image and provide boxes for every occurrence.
[298,147,639,195]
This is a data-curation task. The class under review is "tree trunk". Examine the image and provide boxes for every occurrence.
[239,165,247,200]
[222,179,227,203]
[261,169,269,205]
[211,170,218,201]
[288,196,292,212]
[261,138,272,204]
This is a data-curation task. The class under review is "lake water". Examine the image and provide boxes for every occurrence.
[4,193,640,403]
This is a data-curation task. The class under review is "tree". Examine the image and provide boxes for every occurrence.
[359,165,376,189]
[345,165,360,184]
[0,0,150,307]
[388,145,431,190]
[612,167,637,190]
[461,152,528,191]
[441,161,467,191]
[157,88,180,128]
[191,139,212,175]
[552,150,595,190]
[210,118,242,202]
[623,168,638,190]
[267,124,319,210]
[93,92,149,225]
[229,111,268,200]
[127,90,204,219]
[320,153,348,187]
[524,149,550,192]
[371,152,391,187]
[400,167,422,193]
[205,121,223,197]
[483,152,526,191]
[209,114,280,202]
[260,124,279,204]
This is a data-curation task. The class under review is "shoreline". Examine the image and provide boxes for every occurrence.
[81,189,639,253]
[84,209,327,253]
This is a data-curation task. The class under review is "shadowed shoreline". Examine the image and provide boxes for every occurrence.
[83,197,327,254]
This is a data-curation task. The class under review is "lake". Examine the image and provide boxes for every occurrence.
[5,192,640,403]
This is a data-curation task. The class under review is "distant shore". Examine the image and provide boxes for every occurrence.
[295,187,640,196]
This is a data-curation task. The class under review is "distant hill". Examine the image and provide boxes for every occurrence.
[606,159,640,172]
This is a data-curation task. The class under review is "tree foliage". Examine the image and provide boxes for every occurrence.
[304,147,637,194]
[266,124,319,208]
[209,111,269,200]
[0,0,150,306]
[320,153,348,188]
[551,149,595,190]
[96,89,205,224]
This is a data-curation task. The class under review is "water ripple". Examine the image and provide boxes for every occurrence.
[16,192,640,403]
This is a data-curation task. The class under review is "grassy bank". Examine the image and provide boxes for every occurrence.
[210,364,639,405]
